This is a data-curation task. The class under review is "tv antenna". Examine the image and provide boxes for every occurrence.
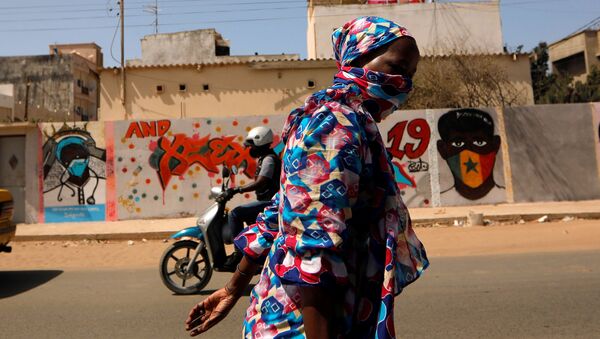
[144,0,159,34]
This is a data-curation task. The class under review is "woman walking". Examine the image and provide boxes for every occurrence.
[186,16,429,338]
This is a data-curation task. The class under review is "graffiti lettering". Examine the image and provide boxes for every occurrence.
[125,120,171,139]
[149,134,256,190]
[387,118,431,160]
[407,158,429,173]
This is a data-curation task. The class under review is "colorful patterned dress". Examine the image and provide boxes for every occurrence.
[233,16,429,339]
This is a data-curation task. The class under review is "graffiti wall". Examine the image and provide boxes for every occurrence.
[379,110,433,207]
[112,116,285,220]
[34,103,600,223]
[40,122,107,222]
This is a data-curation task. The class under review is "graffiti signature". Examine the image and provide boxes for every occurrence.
[407,158,429,173]
[149,134,256,190]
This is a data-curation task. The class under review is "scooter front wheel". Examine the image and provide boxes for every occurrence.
[159,240,212,294]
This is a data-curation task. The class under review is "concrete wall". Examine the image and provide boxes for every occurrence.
[18,103,600,223]
[99,56,533,121]
[308,1,504,58]
[0,52,99,123]
[0,55,75,122]
[138,29,229,66]
[504,104,600,202]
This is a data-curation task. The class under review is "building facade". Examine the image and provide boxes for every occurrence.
[307,0,504,58]
[549,29,600,83]
[0,43,102,122]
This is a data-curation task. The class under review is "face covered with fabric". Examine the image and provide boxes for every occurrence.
[332,16,420,122]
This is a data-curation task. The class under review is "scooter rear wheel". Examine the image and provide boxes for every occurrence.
[159,240,212,294]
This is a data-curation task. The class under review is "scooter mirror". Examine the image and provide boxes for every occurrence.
[222,166,230,178]
[231,166,238,175]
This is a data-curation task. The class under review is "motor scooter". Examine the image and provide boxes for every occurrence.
[159,166,243,294]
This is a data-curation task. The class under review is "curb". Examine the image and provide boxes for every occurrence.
[13,211,600,242]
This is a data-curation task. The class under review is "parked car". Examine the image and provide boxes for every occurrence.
[0,189,15,253]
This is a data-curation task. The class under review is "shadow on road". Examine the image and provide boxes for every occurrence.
[0,270,63,299]
[172,284,257,296]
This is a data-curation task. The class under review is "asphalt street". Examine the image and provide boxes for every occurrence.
[1,250,599,339]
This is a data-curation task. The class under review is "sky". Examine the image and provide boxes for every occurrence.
[0,0,598,67]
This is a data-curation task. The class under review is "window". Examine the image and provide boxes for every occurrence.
[156,85,164,94]
[179,84,187,92]
[307,80,316,89]
[202,84,210,91]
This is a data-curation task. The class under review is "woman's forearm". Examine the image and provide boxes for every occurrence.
[225,256,259,296]
[300,286,332,338]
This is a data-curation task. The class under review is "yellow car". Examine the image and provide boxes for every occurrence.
[0,189,15,253]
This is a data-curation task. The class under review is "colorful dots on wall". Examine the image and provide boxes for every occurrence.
[128,144,135,149]
[121,137,127,144]
[216,178,222,184]
[153,195,159,201]
[244,193,250,199]
[240,180,246,185]
[136,207,141,213]
[145,178,151,184]
[130,157,136,162]
[117,157,123,162]
[132,189,138,194]
[122,167,128,173]
[206,119,212,125]
[193,192,199,199]
[262,118,269,125]
[232,120,238,126]
[195,166,201,172]
[194,122,201,129]
[192,183,197,188]
[188,170,193,176]
[172,184,178,190]
[179,197,184,202]
[141,193,147,199]
[215,126,222,133]
[246,126,252,132]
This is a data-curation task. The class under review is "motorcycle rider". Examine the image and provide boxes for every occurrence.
[220,126,281,271]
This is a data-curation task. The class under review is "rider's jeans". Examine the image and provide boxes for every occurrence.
[223,200,271,245]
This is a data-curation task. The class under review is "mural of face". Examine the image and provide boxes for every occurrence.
[437,109,501,200]
[56,137,91,185]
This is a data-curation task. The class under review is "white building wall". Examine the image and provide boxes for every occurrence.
[308,1,504,58]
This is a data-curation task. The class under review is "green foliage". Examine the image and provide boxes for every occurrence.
[531,42,600,104]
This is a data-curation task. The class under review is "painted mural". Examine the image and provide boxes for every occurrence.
[435,108,506,205]
[41,123,107,222]
[380,110,433,207]
[112,116,285,220]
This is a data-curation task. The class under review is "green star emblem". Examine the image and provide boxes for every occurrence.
[463,157,479,173]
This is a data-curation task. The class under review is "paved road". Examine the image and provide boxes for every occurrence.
[1,251,599,339]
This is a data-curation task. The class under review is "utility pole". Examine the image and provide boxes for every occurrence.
[120,0,126,115]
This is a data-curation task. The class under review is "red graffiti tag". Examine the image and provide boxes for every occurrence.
[150,134,257,190]
[125,120,171,139]
[387,118,431,160]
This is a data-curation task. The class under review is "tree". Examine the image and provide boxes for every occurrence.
[530,42,600,104]
[404,54,526,109]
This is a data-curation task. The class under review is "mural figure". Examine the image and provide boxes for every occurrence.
[437,108,504,200]
[43,124,106,205]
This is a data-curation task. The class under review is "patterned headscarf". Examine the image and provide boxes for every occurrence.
[332,16,412,69]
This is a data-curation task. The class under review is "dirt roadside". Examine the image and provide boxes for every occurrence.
[1,219,599,271]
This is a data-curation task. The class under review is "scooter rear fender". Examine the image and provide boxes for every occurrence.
[170,226,204,241]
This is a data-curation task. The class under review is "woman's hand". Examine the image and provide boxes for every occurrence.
[185,288,239,336]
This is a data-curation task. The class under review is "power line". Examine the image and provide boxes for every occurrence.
[0,4,307,24]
